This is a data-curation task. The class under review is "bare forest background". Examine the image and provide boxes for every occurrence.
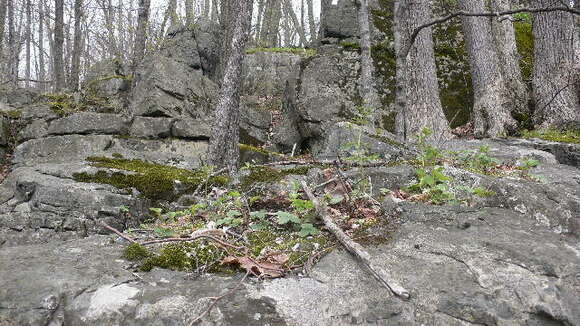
[0,0,321,90]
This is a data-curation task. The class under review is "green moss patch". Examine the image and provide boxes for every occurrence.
[123,243,151,261]
[73,157,228,201]
[521,129,580,144]
[240,165,311,190]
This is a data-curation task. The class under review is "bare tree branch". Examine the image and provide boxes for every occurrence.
[403,6,580,58]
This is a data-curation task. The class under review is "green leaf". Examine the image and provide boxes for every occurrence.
[250,210,267,220]
[328,195,344,205]
[276,211,301,224]
[291,199,314,212]
[251,222,268,231]
[226,210,242,218]
[299,223,319,237]
[153,227,175,238]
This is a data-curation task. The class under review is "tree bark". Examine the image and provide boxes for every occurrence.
[532,0,579,129]
[491,0,529,119]
[132,0,150,81]
[394,0,451,141]
[208,0,253,174]
[37,0,45,91]
[7,0,18,86]
[355,0,380,128]
[459,0,517,137]
[0,0,5,51]
[259,0,282,47]
[185,0,194,26]
[255,0,266,41]
[54,0,66,90]
[25,0,31,88]
[307,0,316,41]
[283,0,307,46]
[69,0,83,90]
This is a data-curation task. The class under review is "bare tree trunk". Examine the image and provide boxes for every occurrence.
[100,0,118,57]
[117,0,125,59]
[160,0,178,36]
[491,0,529,119]
[532,0,579,128]
[54,0,66,90]
[25,0,31,88]
[259,0,282,47]
[69,0,83,91]
[394,0,451,141]
[185,0,194,26]
[283,0,306,46]
[38,0,45,91]
[203,0,210,17]
[355,0,380,129]
[307,0,316,41]
[132,0,150,81]
[7,0,17,86]
[208,0,253,174]
[255,0,265,41]
[319,0,330,39]
[459,0,516,137]
[211,0,219,22]
[0,0,5,51]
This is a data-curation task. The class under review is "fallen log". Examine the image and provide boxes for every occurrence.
[301,180,410,299]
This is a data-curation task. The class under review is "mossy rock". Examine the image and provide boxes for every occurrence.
[73,157,228,201]
[240,165,312,191]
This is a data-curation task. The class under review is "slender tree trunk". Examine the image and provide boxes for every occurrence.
[69,0,83,90]
[132,0,150,81]
[203,0,210,17]
[54,0,66,90]
[319,0,330,39]
[0,0,5,51]
[25,0,31,88]
[255,0,265,41]
[491,0,529,118]
[160,0,178,36]
[355,0,380,128]
[394,0,451,141]
[532,0,579,128]
[38,0,45,91]
[307,0,316,41]
[7,0,17,86]
[185,0,194,26]
[459,0,516,137]
[208,0,253,174]
[283,0,306,46]
[260,0,282,47]
[117,0,125,59]
[211,0,219,22]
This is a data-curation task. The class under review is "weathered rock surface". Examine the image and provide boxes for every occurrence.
[1,200,578,325]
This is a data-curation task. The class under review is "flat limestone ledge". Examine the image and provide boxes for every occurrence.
[1,204,579,325]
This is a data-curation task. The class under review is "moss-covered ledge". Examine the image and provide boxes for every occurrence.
[73,156,228,201]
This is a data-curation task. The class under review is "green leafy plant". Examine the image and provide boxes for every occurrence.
[459,145,500,172]
[518,158,540,170]
[415,128,443,167]
[298,223,320,237]
[276,211,301,225]
[407,166,455,205]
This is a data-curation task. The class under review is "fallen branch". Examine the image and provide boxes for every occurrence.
[101,221,137,243]
[301,180,410,299]
[189,271,250,325]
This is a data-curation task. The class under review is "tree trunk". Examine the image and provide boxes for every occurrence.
[132,0,150,81]
[25,0,31,88]
[54,0,66,90]
[259,0,282,47]
[37,0,45,91]
[0,0,5,51]
[7,0,18,86]
[307,0,316,41]
[532,0,579,129]
[394,0,451,141]
[69,0,83,91]
[355,0,380,128]
[255,0,265,41]
[491,0,529,119]
[211,0,219,22]
[160,0,178,36]
[203,0,210,17]
[208,0,253,174]
[459,0,516,137]
[283,0,306,46]
[185,0,194,26]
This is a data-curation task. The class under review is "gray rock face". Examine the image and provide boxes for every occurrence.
[170,118,211,140]
[1,201,579,325]
[82,58,130,98]
[47,112,129,136]
[129,116,174,139]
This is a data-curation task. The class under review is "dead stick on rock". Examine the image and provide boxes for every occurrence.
[101,221,137,243]
[301,180,410,300]
[189,271,250,325]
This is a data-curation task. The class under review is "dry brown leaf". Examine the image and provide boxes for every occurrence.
[222,256,285,278]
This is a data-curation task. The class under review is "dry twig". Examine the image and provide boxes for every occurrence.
[301,180,410,299]
[101,221,137,243]
[188,271,251,325]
